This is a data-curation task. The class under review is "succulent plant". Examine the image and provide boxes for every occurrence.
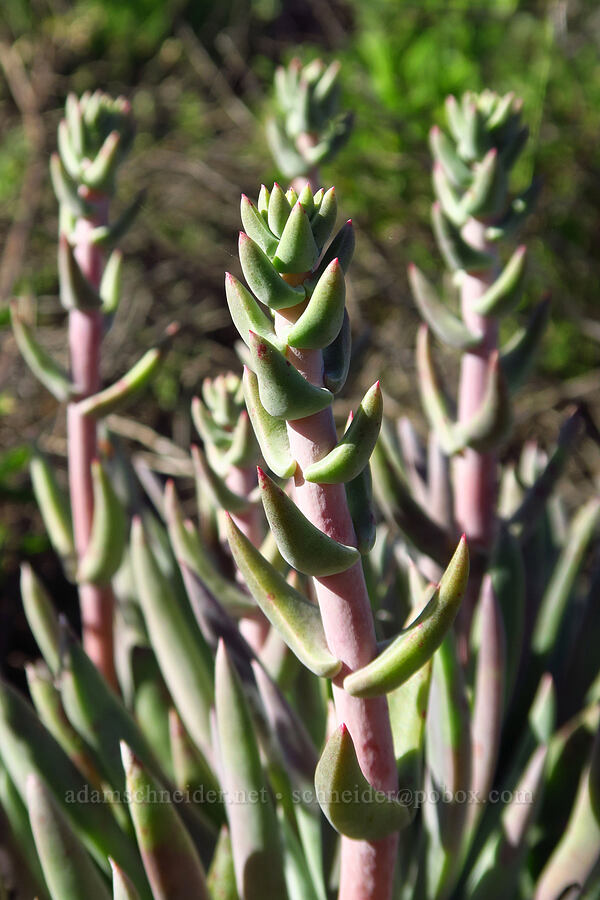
[266,58,353,185]
[4,84,600,900]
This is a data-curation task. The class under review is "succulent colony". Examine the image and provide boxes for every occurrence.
[4,63,600,900]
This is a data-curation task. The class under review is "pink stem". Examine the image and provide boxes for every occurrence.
[68,210,118,689]
[454,217,498,655]
[225,465,270,651]
[275,312,398,900]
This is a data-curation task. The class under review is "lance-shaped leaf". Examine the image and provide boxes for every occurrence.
[58,234,102,310]
[454,352,512,453]
[307,219,355,290]
[462,148,505,218]
[489,526,525,707]
[532,497,600,665]
[267,183,292,237]
[168,709,222,813]
[225,514,341,677]
[111,859,141,900]
[164,481,255,617]
[76,323,179,418]
[191,395,230,448]
[272,201,319,273]
[130,648,174,783]
[89,190,146,248]
[486,179,540,242]
[305,381,382,485]
[323,307,351,393]
[191,445,250,514]
[26,662,104,790]
[422,631,472,898]
[429,125,472,188]
[207,827,239,900]
[432,203,494,274]
[470,245,527,317]
[310,186,337,250]
[345,462,376,554]
[315,724,411,839]
[215,642,288,900]
[131,517,214,756]
[248,331,333,420]
[344,536,469,697]
[57,118,81,179]
[50,152,89,216]
[27,773,111,900]
[257,467,359,576]
[388,656,432,807]
[238,234,306,312]
[370,439,453,567]
[242,366,296,479]
[58,624,163,796]
[81,130,121,189]
[225,273,285,349]
[20,563,61,674]
[0,680,146,890]
[121,743,210,900]
[212,412,258,473]
[266,117,307,179]
[287,258,345,350]
[11,305,74,401]
[467,577,505,845]
[240,194,278,257]
[416,325,457,454]
[445,94,465,144]
[77,460,126,584]
[408,264,481,350]
[0,762,48,898]
[30,451,76,577]
[501,297,550,392]
[535,763,600,900]
[465,745,548,900]
[279,810,322,900]
[432,162,468,227]
[100,249,123,315]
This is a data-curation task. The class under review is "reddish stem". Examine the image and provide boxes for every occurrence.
[454,218,498,655]
[275,313,398,900]
[68,211,118,689]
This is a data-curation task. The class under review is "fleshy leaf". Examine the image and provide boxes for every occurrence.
[77,460,127,584]
[240,194,278,257]
[501,297,550,392]
[431,203,494,274]
[30,451,76,577]
[248,331,333,420]
[304,381,383,484]
[191,445,250,514]
[242,366,296,479]
[345,463,376,555]
[454,352,512,453]
[225,514,341,678]
[272,201,319,273]
[314,724,411,839]
[470,245,527,317]
[344,536,469,697]
[238,234,305,311]
[287,258,345,350]
[257,467,360,576]
[408,265,482,351]
[58,234,102,310]
[429,125,471,188]
[215,642,288,900]
[11,305,74,401]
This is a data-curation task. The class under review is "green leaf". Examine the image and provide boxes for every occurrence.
[238,234,305,311]
[30,451,76,577]
[110,859,141,900]
[309,186,337,251]
[100,249,123,316]
[429,125,471,189]
[314,724,411,839]
[242,366,296,479]
[248,332,333,421]
[77,460,127,584]
[27,773,111,900]
[322,308,351,394]
[273,201,319,273]
[267,182,292,237]
[191,445,250,514]
[431,203,494,274]
[305,381,382,484]
[344,536,469,697]
[20,564,61,675]
[58,234,102,310]
[225,514,341,678]
[121,743,210,900]
[454,352,512,453]
[257,467,360,576]
[287,258,346,350]
[345,463,376,555]
[408,265,481,351]
[501,297,550,392]
[215,642,288,900]
[470,246,527,317]
[11,305,74,402]
[240,194,278,257]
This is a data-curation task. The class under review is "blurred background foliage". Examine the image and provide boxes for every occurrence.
[0,0,599,666]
